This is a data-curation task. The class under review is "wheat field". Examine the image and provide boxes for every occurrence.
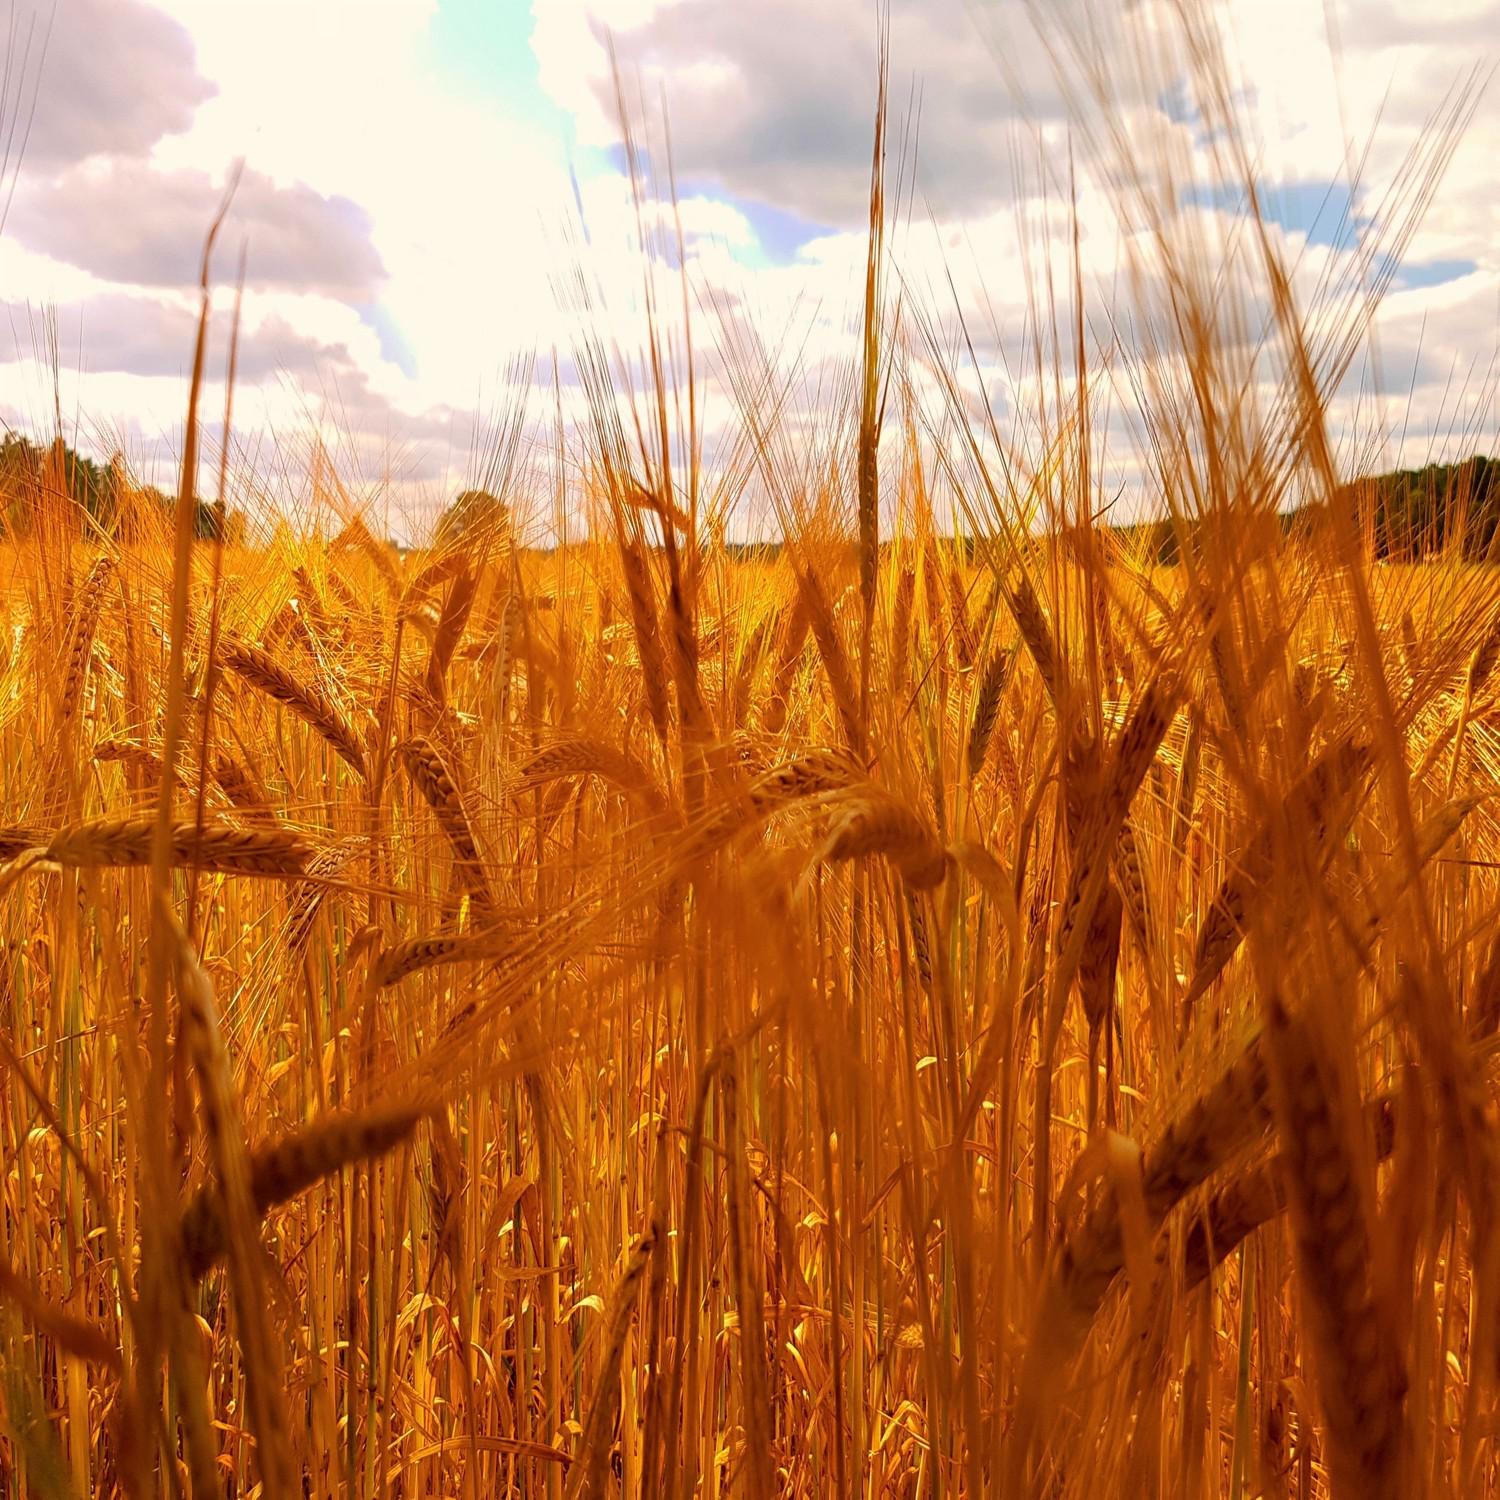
[2,7,1500,1500]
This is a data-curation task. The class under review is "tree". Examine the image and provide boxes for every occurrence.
[1340,455,1498,561]
[0,429,251,545]
[433,488,511,550]
[0,432,115,534]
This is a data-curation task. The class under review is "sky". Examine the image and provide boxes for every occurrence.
[0,0,1494,538]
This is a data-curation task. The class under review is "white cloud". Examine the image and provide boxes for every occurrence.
[9,0,214,171]
[8,162,385,297]
[0,0,1489,539]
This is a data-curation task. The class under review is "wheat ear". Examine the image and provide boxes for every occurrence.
[45,818,312,876]
[1182,739,1372,1032]
[57,553,115,726]
[1183,1095,1397,1290]
[181,1100,425,1280]
[400,735,496,910]
[820,789,949,890]
[966,646,1014,780]
[1265,994,1407,1499]
[514,737,668,815]
[219,636,367,777]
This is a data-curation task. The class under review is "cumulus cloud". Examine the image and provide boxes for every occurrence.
[534,0,1497,270]
[0,0,1489,537]
[14,0,214,170]
[6,162,385,299]
[533,0,1116,230]
[0,291,376,386]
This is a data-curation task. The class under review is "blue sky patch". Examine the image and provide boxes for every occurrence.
[1179,178,1365,249]
[670,178,830,267]
[731,196,831,267]
[1394,258,1478,290]
[355,301,419,379]
[588,153,831,268]
[427,0,572,144]
[1157,78,1197,127]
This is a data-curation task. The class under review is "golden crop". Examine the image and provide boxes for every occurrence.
[2,6,1498,1498]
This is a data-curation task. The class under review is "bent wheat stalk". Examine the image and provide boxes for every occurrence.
[180,1099,427,1281]
[219,636,367,777]
[1182,737,1373,1033]
[45,818,313,876]
[1006,1031,1275,1487]
[819,788,949,890]
[514,736,668,815]
[1183,1094,1397,1290]
[400,735,496,910]
[1265,993,1408,1499]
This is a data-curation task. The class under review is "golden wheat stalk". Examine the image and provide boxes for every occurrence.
[966,646,1014,780]
[219,636,367,776]
[324,564,365,622]
[291,564,331,640]
[1349,795,1483,964]
[43,818,312,875]
[1044,1033,1273,1338]
[375,917,534,989]
[424,566,478,704]
[332,512,401,588]
[212,753,282,827]
[619,539,671,741]
[819,788,949,890]
[890,563,915,694]
[1005,571,1062,705]
[513,736,666,815]
[258,598,301,655]
[56,553,116,727]
[1007,1032,1276,1488]
[1051,670,1180,1016]
[947,565,977,669]
[764,590,810,735]
[0,826,44,861]
[490,588,521,713]
[729,611,774,729]
[180,1099,426,1280]
[1265,994,1408,1499]
[750,748,861,811]
[1183,1094,1397,1290]
[403,547,469,603]
[1183,738,1373,1029]
[565,1220,661,1500]
[675,748,859,864]
[797,566,864,751]
[400,734,495,906]
[167,912,297,1492]
[93,738,164,775]
[284,835,367,960]
[1113,818,1151,944]
[1079,879,1124,1129]
[93,739,228,813]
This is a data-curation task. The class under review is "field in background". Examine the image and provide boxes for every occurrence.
[3,3,1500,1499]
[2,473,1499,1499]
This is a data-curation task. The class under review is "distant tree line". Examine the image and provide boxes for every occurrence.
[432,487,511,550]
[1341,456,1499,561]
[656,456,1500,567]
[1104,455,1499,566]
[0,432,245,543]
[3,428,1493,564]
